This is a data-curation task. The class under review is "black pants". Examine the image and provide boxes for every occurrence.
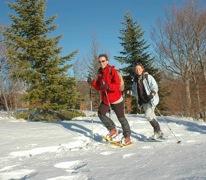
[98,101,131,138]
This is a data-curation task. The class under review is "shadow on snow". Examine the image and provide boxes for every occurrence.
[157,116,206,134]
[57,117,148,143]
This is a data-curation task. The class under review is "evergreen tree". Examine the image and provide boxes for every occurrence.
[115,13,160,113]
[5,0,79,117]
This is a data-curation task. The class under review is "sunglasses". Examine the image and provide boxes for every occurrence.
[99,60,107,64]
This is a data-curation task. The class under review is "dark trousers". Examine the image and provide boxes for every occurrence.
[98,101,131,138]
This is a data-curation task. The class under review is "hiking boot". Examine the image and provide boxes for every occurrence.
[105,128,118,140]
[122,136,132,145]
[151,131,163,139]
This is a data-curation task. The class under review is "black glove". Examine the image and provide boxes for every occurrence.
[100,82,109,91]
[147,91,156,100]
[87,76,92,84]
[147,94,154,100]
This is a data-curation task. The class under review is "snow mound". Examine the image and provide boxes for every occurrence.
[0,169,36,180]
[9,137,91,157]
[54,160,87,170]
[47,174,88,180]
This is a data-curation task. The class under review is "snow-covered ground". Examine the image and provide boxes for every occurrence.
[0,111,206,180]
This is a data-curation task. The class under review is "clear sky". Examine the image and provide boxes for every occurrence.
[1,0,206,67]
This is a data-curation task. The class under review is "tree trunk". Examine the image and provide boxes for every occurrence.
[196,83,201,114]
[2,92,9,111]
[203,65,206,82]
[185,79,191,116]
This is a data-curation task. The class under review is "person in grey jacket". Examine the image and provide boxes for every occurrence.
[131,63,163,139]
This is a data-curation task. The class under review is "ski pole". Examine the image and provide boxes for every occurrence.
[102,80,112,117]
[89,86,94,139]
[156,108,181,144]
[89,87,93,111]
[105,90,112,118]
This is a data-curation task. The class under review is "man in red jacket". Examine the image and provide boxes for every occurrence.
[87,54,131,145]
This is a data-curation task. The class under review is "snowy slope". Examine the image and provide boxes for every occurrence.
[0,111,206,180]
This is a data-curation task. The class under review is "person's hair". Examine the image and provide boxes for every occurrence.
[98,54,109,61]
[134,62,144,68]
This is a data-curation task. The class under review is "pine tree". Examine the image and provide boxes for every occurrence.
[5,0,79,118]
[115,13,160,113]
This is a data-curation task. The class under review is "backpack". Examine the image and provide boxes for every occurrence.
[109,66,125,92]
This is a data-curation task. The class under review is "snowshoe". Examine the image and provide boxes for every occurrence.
[102,136,123,147]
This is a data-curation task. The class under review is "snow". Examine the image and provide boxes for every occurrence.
[0,111,206,180]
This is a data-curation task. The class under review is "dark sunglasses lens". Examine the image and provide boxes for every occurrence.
[99,60,106,63]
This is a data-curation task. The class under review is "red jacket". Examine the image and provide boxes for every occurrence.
[91,64,122,105]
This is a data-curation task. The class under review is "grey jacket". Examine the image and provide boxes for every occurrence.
[131,72,159,107]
